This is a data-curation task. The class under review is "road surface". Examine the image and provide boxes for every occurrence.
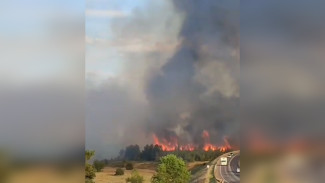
[214,151,240,183]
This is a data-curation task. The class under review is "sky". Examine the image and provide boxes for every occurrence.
[86,0,182,79]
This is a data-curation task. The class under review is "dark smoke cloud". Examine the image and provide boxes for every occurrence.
[146,0,240,147]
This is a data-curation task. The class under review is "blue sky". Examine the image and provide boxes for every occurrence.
[85,0,183,81]
[86,0,150,77]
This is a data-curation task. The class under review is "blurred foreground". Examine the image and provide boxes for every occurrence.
[241,0,325,182]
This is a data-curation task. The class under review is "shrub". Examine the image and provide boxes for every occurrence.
[85,163,96,179]
[85,150,96,181]
[115,168,124,176]
[125,162,134,170]
[126,170,144,183]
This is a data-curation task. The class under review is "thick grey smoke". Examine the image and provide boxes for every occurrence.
[146,0,240,147]
[86,0,240,158]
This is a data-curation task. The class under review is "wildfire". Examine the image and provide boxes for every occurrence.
[152,130,231,152]
[152,134,196,151]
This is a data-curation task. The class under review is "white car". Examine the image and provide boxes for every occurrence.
[236,167,240,173]
[227,155,232,158]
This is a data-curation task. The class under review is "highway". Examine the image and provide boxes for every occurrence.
[214,151,240,183]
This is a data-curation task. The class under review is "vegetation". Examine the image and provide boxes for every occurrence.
[93,159,105,172]
[151,154,191,183]
[126,170,144,183]
[123,145,141,160]
[85,150,96,183]
[86,150,95,162]
[116,144,226,162]
[140,144,162,161]
[115,168,125,175]
[125,162,134,170]
[169,150,224,162]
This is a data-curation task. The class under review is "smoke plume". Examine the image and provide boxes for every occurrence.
[145,0,240,148]
[86,0,240,158]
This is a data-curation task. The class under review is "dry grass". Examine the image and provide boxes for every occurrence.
[188,161,209,170]
[94,166,155,183]
[94,161,208,183]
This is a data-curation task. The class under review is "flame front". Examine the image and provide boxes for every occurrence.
[153,134,177,151]
[152,130,231,152]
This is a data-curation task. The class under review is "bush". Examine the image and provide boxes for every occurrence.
[125,162,134,170]
[115,168,125,176]
[151,154,191,183]
[126,170,144,183]
[93,160,105,172]
[85,163,96,179]
[85,150,96,181]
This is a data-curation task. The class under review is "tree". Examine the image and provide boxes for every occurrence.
[140,144,162,161]
[151,154,191,183]
[85,150,96,183]
[126,170,144,183]
[124,145,141,160]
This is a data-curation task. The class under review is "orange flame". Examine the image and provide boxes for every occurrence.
[153,134,177,151]
[153,130,232,152]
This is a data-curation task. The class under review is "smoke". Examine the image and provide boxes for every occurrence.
[145,0,240,148]
[86,0,240,158]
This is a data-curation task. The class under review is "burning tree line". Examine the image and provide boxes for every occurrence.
[152,130,232,152]
[98,143,232,164]
[95,130,233,164]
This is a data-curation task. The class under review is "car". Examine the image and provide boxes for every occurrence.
[227,155,232,158]
[236,167,240,173]
[230,152,234,156]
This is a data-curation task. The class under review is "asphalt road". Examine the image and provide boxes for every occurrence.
[215,151,240,183]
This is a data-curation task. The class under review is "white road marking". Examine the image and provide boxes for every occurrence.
[228,155,240,181]
[219,162,227,182]
[214,151,240,183]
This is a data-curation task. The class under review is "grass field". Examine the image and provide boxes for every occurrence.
[94,167,155,183]
[94,161,209,183]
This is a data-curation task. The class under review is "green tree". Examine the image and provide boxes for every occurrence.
[151,154,191,183]
[126,170,144,183]
[85,150,96,183]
